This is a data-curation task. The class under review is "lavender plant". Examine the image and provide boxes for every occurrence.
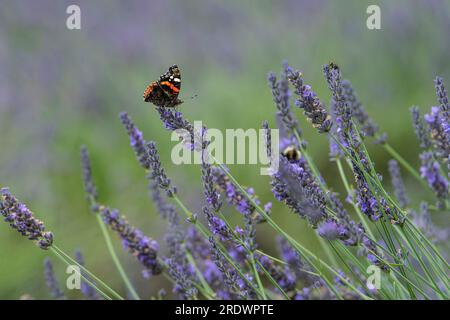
[1,62,449,301]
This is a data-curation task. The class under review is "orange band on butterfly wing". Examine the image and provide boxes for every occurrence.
[160,81,180,93]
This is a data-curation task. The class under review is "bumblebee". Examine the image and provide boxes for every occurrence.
[282,145,301,161]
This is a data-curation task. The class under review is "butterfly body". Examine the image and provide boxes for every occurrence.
[143,65,183,108]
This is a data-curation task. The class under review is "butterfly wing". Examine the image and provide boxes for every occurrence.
[143,65,183,107]
[158,64,181,100]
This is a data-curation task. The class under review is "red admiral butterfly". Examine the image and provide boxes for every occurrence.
[143,65,183,108]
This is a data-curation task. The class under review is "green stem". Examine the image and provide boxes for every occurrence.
[185,250,216,299]
[171,195,266,298]
[50,247,113,300]
[95,214,140,300]
[336,159,375,239]
[213,157,372,300]
[52,245,124,300]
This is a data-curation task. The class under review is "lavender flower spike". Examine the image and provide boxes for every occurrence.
[434,76,449,121]
[44,258,65,299]
[203,206,232,240]
[120,112,149,169]
[100,206,162,276]
[155,107,203,150]
[419,152,449,200]
[388,159,410,209]
[424,106,450,159]
[146,141,176,197]
[323,63,350,135]
[341,79,380,138]
[287,67,332,133]
[267,69,300,134]
[75,250,102,300]
[410,106,431,149]
[0,188,53,249]
[271,156,327,226]
[201,158,222,212]
[80,146,97,202]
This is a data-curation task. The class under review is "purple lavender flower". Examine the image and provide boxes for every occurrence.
[267,65,302,136]
[0,188,53,249]
[100,206,162,276]
[201,160,222,212]
[419,151,449,200]
[341,80,380,138]
[75,250,102,300]
[434,76,449,121]
[287,66,332,133]
[256,253,296,293]
[412,202,449,244]
[149,179,178,220]
[203,206,232,241]
[270,156,326,226]
[277,237,318,285]
[120,112,149,169]
[44,258,65,300]
[155,107,205,151]
[164,210,198,300]
[262,120,273,165]
[410,106,431,149]
[317,220,342,241]
[323,63,351,139]
[80,146,98,204]
[211,166,267,220]
[354,179,381,222]
[328,98,345,159]
[185,226,211,260]
[327,192,385,269]
[424,106,450,159]
[388,159,410,209]
[209,236,254,299]
[146,141,176,197]
[167,258,197,300]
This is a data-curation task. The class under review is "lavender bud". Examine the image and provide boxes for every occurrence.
[100,206,162,276]
[167,258,197,300]
[44,259,65,299]
[434,76,449,120]
[155,107,203,150]
[424,106,450,159]
[201,160,222,212]
[317,220,341,240]
[287,67,332,133]
[203,206,232,241]
[146,141,176,196]
[120,112,149,169]
[0,188,53,250]
[388,159,410,208]
[256,254,296,292]
[267,69,300,134]
[80,146,98,204]
[75,250,102,300]
[419,151,449,200]
[271,157,326,226]
[341,80,380,138]
[410,106,432,149]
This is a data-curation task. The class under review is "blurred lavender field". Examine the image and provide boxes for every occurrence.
[0,0,449,299]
